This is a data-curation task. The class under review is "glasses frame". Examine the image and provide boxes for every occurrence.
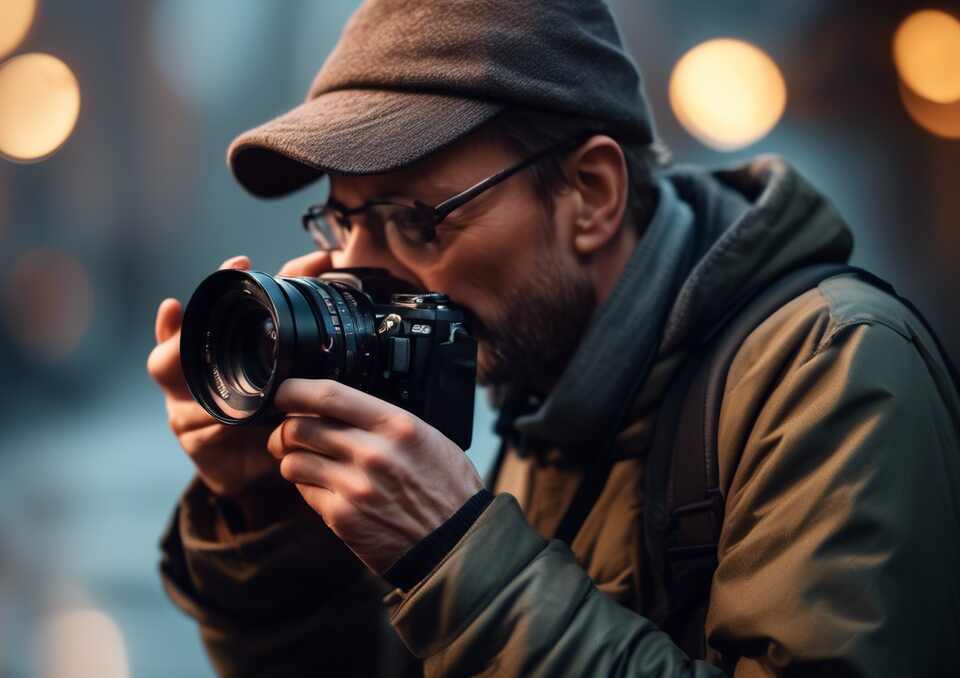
[301,134,589,250]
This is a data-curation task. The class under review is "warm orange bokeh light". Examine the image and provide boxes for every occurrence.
[0,53,81,162]
[894,10,960,104]
[900,81,960,139]
[0,0,36,59]
[669,38,787,152]
[3,249,94,360]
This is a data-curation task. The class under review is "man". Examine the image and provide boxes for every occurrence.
[147,1,960,676]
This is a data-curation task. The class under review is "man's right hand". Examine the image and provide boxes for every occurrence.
[147,251,332,498]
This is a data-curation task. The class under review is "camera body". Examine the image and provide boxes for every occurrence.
[180,267,477,450]
[323,270,477,450]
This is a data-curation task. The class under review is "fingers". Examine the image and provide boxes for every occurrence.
[274,379,405,432]
[178,421,227,458]
[278,250,332,277]
[165,396,216,435]
[281,453,371,511]
[280,450,340,487]
[267,415,373,461]
[149,255,250,393]
[330,250,347,269]
[147,333,189,396]
[155,299,182,344]
[220,255,251,271]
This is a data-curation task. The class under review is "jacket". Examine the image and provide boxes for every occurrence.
[160,156,960,676]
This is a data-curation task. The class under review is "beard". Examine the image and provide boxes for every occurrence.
[474,249,596,393]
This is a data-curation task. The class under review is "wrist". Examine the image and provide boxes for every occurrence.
[384,488,494,590]
[209,473,311,535]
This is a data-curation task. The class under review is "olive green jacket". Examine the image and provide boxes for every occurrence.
[160,157,960,676]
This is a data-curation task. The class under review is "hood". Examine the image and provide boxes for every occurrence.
[507,155,854,447]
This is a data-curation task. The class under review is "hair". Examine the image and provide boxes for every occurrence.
[486,108,671,236]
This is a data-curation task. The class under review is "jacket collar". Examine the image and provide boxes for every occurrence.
[511,178,698,446]
[499,157,853,455]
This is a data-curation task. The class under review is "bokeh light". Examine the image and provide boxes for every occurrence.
[900,81,960,139]
[893,10,960,104]
[3,249,93,360]
[669,38,787,151]
[39,608,130,678]
[0,53,81,162]
[0,0,36,59]
[150,0,273,109]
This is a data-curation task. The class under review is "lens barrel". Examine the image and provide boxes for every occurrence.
[180,269,380,425]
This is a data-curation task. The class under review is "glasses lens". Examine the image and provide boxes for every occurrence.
[370,203,436,244]
[305,207,350,250]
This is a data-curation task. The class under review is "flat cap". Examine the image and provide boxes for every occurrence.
[228,0,654,198]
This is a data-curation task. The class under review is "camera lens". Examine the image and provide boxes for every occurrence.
[250,316,277,386]
[223,304,276,393]
[180,269,381,425]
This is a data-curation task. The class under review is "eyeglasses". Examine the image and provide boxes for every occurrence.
[301,135,587,251]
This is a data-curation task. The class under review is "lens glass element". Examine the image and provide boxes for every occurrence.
[180,268,390,425]
[221,303,276,394]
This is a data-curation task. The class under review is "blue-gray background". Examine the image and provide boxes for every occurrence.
[1,1,957,676]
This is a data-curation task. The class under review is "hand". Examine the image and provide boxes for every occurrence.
[147,251,333,497]
[266,378,484,574]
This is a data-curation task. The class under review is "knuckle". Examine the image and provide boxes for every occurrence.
[280,417,315,452]
[147,342,182,385]
[386,415,419,446]
[167,403,207,435]
[279,454,300,481]
[267,438,285,461]
[167,413,182,434]
[359,448,390,473]
[180,434,201,457]
[315,380,339,403]
[146,348,163,381]
[181,427,221,457]
[349,479,378,506]
[279,418,300,448]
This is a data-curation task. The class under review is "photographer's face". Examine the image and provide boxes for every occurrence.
[328,128,630,392]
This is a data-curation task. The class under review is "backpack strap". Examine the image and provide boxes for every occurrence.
[647,262,860,657]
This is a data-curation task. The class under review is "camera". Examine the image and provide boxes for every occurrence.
[179,268,477,450]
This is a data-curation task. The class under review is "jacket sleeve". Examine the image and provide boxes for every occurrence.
[388,493,725,677]
[159,477,422,678]
[388,309,960,676]
[709,315,960,675]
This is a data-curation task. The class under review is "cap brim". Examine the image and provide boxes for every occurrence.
[227,89,504,199]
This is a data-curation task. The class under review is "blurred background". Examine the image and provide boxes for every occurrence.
[0,0,957,675]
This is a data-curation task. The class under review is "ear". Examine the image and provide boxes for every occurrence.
[564,135,629,256]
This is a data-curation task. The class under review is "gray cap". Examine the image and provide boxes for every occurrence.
[228,0,655,198]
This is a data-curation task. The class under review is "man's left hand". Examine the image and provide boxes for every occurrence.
[266,378,484,574]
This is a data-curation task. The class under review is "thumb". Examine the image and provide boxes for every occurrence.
[278,251,332,277]
[156,257,247,344]
[155,298,183,344]
[220,255,251,271]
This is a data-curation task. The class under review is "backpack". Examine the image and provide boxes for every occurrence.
[490,263,958,660]
[640,263,960,659]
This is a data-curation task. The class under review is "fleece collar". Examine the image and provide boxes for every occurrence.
[512,178,698,445]
[503,156,853,450]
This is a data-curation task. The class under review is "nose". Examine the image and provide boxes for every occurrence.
[338,224,392,269]
[337,226,421,288]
